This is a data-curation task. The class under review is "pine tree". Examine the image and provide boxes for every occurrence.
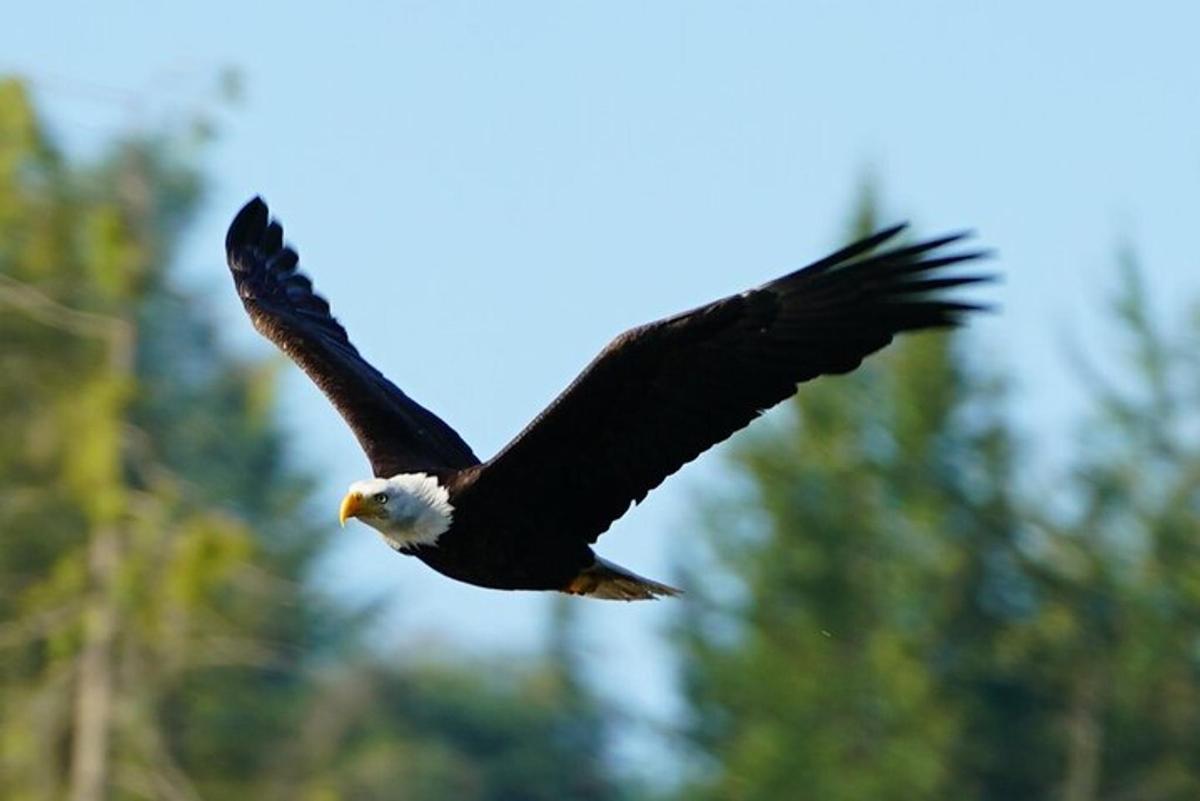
[674,186,1023,800]
[0,76,341,801]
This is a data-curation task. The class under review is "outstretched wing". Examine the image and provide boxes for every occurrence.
[225,197,479,476]
[463,224,990,545]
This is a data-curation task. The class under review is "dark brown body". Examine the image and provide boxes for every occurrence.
[406,469,595,591]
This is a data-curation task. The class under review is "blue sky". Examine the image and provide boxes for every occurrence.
[5,0,1199,777]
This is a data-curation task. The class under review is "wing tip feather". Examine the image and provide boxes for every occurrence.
[226,195,269,256]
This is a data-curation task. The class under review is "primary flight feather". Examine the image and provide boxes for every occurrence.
[226,197,990,600]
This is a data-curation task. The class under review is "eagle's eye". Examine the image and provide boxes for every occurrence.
[374,493,388,505]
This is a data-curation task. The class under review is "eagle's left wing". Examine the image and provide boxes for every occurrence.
[226,198,479,476]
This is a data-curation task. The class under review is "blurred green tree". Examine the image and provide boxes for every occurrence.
[0,75,347,801]
[264,598,634,801]
[674,188,1200,800]
[1021,252,1200,800]
[673,189,1008,800]
[0,78,638,801]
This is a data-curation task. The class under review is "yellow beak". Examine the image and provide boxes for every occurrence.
[339,492,366,527]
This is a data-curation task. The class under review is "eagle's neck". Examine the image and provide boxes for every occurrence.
[375,473,454,551]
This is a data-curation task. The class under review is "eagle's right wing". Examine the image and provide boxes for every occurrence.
[463,224,989,547]
[225,198,479,477]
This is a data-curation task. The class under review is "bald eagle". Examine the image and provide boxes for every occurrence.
[226,198,989,600]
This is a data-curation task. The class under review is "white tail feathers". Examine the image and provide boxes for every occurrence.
[562,557,682,601]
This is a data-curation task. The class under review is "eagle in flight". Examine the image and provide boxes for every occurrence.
[226,198,989,600]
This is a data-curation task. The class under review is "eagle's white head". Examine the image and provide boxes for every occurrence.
[339,473,454,551]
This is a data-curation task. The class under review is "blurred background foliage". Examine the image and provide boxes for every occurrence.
[1,74,1198,801]
[0,79,627,801]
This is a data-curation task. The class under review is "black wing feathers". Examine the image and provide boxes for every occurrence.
[465,224,991,547]
[225,198,479,476]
